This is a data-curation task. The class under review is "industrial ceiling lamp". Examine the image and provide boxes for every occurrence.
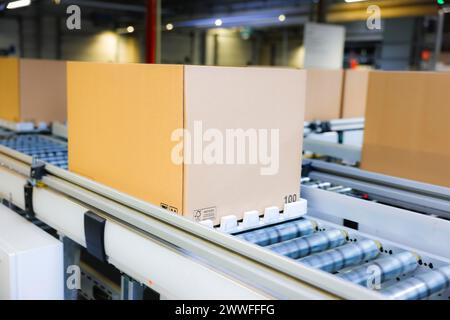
[116,25,135,35]
[344,0,368,3]
[6,0,31,9]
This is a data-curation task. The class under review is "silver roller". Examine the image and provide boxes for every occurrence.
[298,239,381,273]
[337,251,419,287]
[268,229,348,259]
[236,218,317,246]
[382,265,450,300]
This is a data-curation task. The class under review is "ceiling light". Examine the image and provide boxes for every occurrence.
[7,0,31,9]
[126,26,134,33]
[278,14,286,22]
[166,23,174,31]
[214,19,223,27]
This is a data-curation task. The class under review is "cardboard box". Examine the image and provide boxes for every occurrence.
[361,71,450,188]
[341,70,370,119]
[304,69,343,121]
[0,57,67,124]
[68,63,305,224]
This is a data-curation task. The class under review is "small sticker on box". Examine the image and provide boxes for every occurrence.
[161,203,179,214]
[193,207,217,222]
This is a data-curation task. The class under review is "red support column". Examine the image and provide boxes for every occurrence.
[146,0,158,64]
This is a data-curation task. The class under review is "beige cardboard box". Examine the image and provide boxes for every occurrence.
[304,69,344,121]
[361,71,450,188]
[68,63,305,224]
[0,58,67,124]
[341,70,370,119]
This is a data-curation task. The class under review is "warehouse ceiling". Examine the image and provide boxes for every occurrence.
[0,0,442,26]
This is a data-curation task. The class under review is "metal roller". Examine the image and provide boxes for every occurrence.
[268,229,347,259]
[298,239,381,273]
[236,218,316,246]
[337,251,419,287]
[382,265,450,300]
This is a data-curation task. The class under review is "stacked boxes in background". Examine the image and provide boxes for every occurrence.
[68,63,305,224]
[304,69,372,121]
[0,58,67,127]
[341,70,370,119]
[361,71,450,188]
[304,69,344,121]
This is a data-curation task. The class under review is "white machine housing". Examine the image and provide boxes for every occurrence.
[0,205,63,300]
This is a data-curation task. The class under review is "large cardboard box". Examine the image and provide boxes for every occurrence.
[68,62,305,224]
[361,71,450,188]
[0,58,67,124]
[341,70,370,119]
[304,69,343,121]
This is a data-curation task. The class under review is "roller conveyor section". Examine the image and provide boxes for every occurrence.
[301,159,450,220]
[233,215,450,300]
[1,132,450,300]
[0,134,68,169]
[301,177,364,200]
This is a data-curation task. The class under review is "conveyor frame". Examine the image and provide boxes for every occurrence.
[0,145,383,300]
[303,160,450,219]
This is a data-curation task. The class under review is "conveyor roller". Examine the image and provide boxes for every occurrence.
[382,265,450,300]
[236,218,316,246]
[268,229,347,259]
[337,251,419,287]
[298,239,381,273]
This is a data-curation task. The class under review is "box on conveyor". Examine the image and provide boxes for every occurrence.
[67,62,305,224]
[361,71,450,188]
[304,69,344,121]
[341,69,370,119]
[0,57,67,125]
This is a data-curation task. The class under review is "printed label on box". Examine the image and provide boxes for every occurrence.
[193,207,217,222]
